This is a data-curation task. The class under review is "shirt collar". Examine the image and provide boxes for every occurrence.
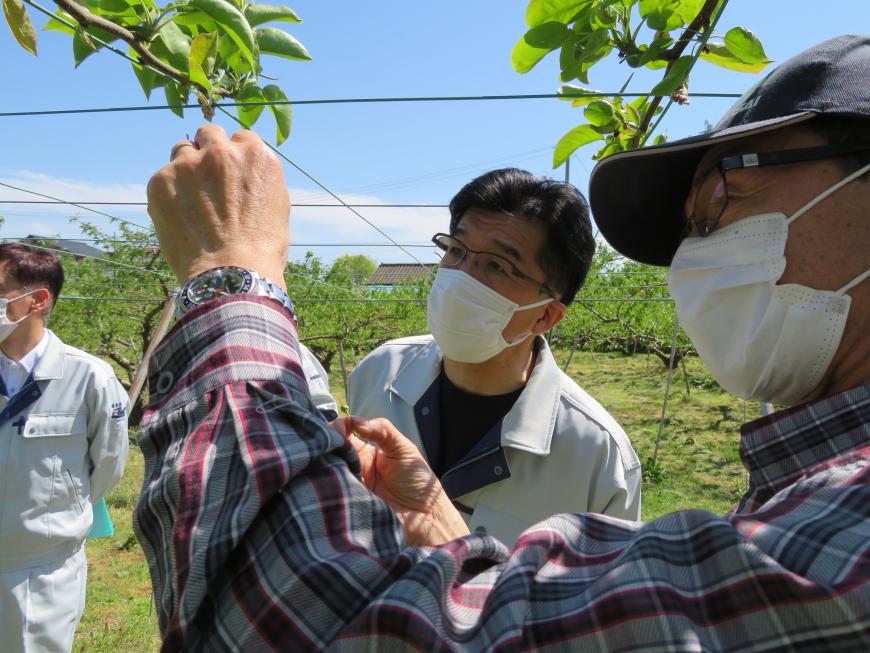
[739,383,870,493]
[0,329,49,376]
[390,335,561,455]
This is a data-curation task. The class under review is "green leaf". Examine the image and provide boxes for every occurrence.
[700,42,770,73]
[584,99,615,127]
[674,0,704,22]
[263,84,291,145]
[558,33,583,81]
[553,123,602,168]
[589,3,620,29]
[84,0,138,19]
[235,82,266,128]
[153,20,191,73]
[131,46,161,98]
[43,10,75,36]
[523,21,569,48]
[171,10,217,34]
[557,84,600,106]
[256,26,311,60]
[245,4,301,27]
[190,0,258,71]
[188,31,218,91]
[723,27,771,65]
[526,0,593,27]
[650,54,692,96]
[639,0,683,31]
[637,35,673,67]
[512,31,557,74]
[72,26,117,66]
[164,82,187,118]
[3,0,37,55]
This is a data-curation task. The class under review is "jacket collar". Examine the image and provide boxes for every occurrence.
[388,335,562,456]
[31,330,65,381]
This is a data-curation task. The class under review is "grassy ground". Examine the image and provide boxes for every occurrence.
[74,349,760,651]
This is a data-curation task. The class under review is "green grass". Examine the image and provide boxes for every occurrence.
[74,349,758,650]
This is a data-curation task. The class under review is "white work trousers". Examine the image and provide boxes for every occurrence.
[0,547,87,653]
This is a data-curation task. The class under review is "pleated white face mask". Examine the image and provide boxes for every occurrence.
[668,162,870,405]
[427,268,552,364]
[0,289,37,344]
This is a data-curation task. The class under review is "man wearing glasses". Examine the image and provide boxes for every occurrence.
[347,169,641,544]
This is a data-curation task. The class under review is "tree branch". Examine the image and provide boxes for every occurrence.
[632,0,720,147]
[51,0,201,93]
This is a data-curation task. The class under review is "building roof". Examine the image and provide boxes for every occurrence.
[368,263,437,285]
[24,235,105,259]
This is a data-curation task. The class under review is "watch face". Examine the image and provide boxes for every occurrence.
[185,267,254,307]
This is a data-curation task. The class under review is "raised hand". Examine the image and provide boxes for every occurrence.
[147,125,291,286]
[331,416,470,546]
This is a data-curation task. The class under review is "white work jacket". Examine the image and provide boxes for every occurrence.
[0,330,128,572]
[348,335,642,545]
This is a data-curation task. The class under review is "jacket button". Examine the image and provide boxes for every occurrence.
[155,371,174,394]
[475,526,487,535]
[493,465,503,476]
[420,406,430,416]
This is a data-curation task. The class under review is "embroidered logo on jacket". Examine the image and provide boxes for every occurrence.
[111,402,127,419]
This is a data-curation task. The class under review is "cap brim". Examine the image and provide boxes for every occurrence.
[588,111,816,266]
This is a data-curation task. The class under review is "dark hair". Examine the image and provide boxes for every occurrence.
[0,243,64,309]
[805,115,870,176]
[448,168,595,305]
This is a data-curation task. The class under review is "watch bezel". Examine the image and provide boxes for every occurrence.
[180,266,255,311]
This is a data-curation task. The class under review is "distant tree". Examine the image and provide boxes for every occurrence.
[325,254,377,288]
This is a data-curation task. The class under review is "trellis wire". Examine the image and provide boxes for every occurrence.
[0,181,152,232]
[0,92,744,119]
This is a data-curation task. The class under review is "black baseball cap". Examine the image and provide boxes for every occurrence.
[588,34,870,266]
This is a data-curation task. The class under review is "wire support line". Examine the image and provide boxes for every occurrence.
[0,200,449,208]
[11,241,172,278]
[0,182,152,232]
[214,106,432,271]
[284,270,369,298]
[0,91,744,119]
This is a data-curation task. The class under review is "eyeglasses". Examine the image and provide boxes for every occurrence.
[686,143,870,237]
[431,233,556,299]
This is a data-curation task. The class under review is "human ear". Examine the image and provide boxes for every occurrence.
[30,288,52,314]
[532,300,566,335]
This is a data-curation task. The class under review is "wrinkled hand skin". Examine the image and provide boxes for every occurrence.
[147,124,291,287]
[331,416,471,546]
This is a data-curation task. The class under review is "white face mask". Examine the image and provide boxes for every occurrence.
[427,268,553,364]
[668,162,870,405]
[0,289,38,344]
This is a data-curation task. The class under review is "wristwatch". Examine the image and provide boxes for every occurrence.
[175,266,295,318]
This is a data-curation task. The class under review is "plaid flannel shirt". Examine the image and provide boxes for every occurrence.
[133,296,870,652]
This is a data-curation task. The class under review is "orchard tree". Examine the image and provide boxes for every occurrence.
[513,0,771,167]
[325,254,378,288]
[3,0,310,143]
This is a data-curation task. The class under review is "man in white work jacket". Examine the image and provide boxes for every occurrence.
[349,169,641,545]
[0,243,129,653]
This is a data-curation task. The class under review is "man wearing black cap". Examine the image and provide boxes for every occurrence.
[134,35,869,651]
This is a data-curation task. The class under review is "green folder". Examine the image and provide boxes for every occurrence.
[87,497,114,539]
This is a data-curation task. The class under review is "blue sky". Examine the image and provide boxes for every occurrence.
[1,1,867,266]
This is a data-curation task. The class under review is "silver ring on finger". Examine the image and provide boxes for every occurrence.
[170,140,196,161]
